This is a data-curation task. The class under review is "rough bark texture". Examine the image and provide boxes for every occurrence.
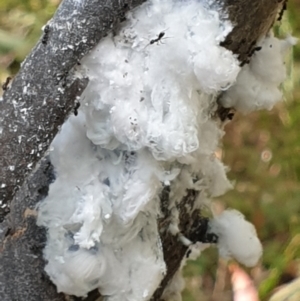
[0,0,146,220]
[0,0,286,301]
[219,0,284,63]
[0,158,62,300]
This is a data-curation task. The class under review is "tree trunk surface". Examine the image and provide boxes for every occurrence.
[0,0,286,300]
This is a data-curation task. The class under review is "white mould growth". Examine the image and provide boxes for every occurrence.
[220,33,297,113]
[36,0,293,299]
[210,209,263,267]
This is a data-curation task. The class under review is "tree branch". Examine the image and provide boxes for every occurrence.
[0,0,146,220]
[0,0,286,301]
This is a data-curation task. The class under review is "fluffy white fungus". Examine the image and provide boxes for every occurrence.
[220,33,297,113]
[209,209,263,267]
[36,0,292,299]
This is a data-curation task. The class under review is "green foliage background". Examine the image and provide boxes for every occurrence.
[0,1,299,300]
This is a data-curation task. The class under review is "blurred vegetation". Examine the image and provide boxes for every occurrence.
[184,2,300,301]
[0,0,60,77]
[0,1,299,300]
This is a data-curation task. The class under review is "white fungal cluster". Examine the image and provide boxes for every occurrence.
[220,34,297,113]
[209,209,263,267]
[37,0,293,299]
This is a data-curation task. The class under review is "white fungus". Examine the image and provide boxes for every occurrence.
[36,0,293,299]
[209,209,263,267]
[220,33,297,113]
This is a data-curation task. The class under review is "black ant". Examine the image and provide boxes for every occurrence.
[42,25,50,45]
[74,101,80,116]
[2,76,11,91]
[150,32,165,45]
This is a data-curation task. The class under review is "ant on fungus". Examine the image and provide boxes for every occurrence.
[150,32,166,45]
[143,30,170,49]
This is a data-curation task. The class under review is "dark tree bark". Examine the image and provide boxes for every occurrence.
[0,0,146,220]
[0,0,287,301]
